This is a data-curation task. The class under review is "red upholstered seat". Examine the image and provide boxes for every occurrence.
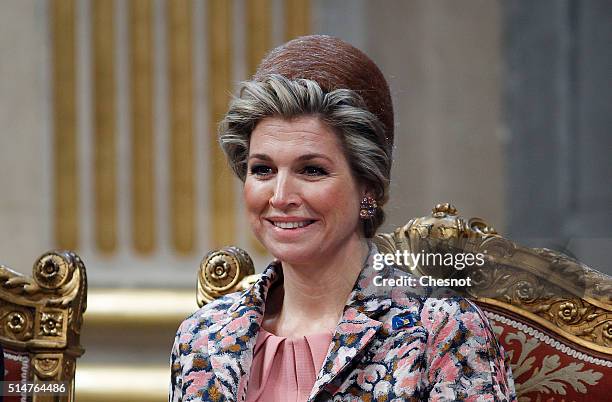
[480,306,611,401]
[3,349,31,402]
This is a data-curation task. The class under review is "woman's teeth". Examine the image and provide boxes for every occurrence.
[272,221,313,229]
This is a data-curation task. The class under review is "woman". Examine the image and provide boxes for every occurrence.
[170,35,516,401]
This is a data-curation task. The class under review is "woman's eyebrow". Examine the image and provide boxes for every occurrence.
[248,153,333,162]
[248,153,271,161]
[296,153,333,163]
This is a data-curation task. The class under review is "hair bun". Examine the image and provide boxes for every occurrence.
[253,35,394,154]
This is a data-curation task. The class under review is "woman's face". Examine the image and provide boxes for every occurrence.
[244,116,364,265]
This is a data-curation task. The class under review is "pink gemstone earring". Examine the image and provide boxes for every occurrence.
[359,196,378,219]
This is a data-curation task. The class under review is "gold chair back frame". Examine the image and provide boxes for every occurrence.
[0,250,87,402]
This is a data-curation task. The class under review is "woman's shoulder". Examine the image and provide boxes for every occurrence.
[380,266,489,329]
[417,296,504,354]
[383,282,491,334]
[176,291,243,336]
[175,261,278,337]
[419,296,488,328]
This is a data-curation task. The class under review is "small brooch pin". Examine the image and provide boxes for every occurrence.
[392,312,416,330]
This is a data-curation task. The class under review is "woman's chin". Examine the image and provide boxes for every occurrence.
[266,245,319,267]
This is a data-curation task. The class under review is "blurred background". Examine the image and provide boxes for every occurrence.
[0,0,610,400]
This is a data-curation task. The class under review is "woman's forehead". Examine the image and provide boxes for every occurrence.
[249,116,343,154]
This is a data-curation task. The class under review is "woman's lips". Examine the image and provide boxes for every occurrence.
[264,219,317,234]
[268,220,315,229]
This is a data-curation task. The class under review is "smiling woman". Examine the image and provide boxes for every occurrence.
[245,116,364,269]
[169,35,517,401]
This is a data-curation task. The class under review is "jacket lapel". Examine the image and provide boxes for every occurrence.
[308,308,383,399]
[206,262,280,401]
[308,245,393,400]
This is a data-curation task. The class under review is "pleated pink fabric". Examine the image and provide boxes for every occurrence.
[245,327,334,402]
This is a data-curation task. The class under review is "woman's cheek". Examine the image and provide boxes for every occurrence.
[311,188,336,211]
[242,183,263,238]
[243,180,265,215]
[314,182,358,212]
[243,177,260,200]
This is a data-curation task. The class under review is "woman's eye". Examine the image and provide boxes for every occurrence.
[302,166,328,176]
[250,165,273,177]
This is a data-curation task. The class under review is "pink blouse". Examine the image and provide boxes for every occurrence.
[245,327,334,402]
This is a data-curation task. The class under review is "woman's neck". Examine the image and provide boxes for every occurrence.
[262,236,370,337]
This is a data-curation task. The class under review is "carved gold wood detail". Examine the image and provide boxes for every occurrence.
[0,250,87,401]
[2,307,34,341]
[197,247,255,307]
[39,311,65,337]
[33,354,63,379]
[373,203,612,354]
[198,203,612,357]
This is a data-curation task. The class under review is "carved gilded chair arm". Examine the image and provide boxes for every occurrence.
[197,247,256,307]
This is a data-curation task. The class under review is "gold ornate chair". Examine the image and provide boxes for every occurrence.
[0,251,87,402]
[197,204,612,401]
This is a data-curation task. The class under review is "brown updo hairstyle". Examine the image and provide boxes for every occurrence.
[219,35,394,237]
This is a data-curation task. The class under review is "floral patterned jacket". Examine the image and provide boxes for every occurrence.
[170,248,516,401]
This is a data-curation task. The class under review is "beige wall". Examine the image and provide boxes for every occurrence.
[0,0,52,272]
[364,0,504,232]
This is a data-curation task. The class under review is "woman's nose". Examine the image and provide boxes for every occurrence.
[269,174,300,210]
